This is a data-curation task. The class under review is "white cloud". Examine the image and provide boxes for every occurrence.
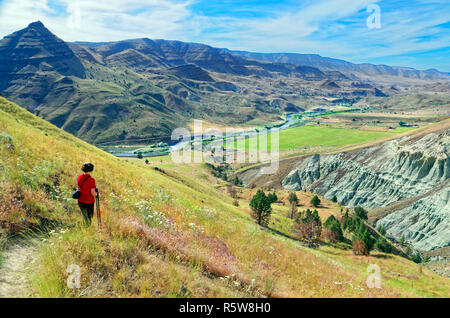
[181,0,385,53]
[0,0,195,42]
[192,0,449,67]
[0,0,448,70]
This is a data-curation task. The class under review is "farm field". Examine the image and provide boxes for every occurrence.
[225,125,414,152]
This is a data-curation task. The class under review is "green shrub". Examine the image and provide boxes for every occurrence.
[343,215,362,233]
[288,192,298,205]
[267,192,278,204]
[250,189,272,227]
[412,252,422,264]
[377,225,387,235]
[331,195,338,203]
[352,223,375,255]
[354,206,368,220]
[233,176,243,187]
[0,133,13,143]
[0,133,14,151]
[323,215,343,241]
[296,209,322,248]
[400,235,406,246]
[207,163,229,181]
[375,237,392,253]
[406,246,412,257]
[311,195,320,207]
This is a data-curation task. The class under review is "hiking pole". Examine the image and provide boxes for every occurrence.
[96,190,102,229]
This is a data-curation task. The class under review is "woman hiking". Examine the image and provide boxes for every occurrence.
[77,163,98,225]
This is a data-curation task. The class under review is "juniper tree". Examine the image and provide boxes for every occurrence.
[343,215,362,233]
[352,223,375,256]
[233,176,243,186]
[323,215,343,242]
[376,225,387,236]
[296,209,322,248]
[311,195,321,208]
[288,192,298,205]
[288,200,298,219]
[354,206,368,220]
[250,189,272,227]
[375,236,392,253]
[412,251,422,263]
[267,192,278,204]
[400,234,406,247]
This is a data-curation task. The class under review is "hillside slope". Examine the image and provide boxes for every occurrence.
[0,97,449,297]
[277,121,450,252]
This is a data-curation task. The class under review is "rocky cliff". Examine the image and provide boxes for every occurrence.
[281,125,450,252]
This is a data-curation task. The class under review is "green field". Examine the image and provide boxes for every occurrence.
[226,125,413,151]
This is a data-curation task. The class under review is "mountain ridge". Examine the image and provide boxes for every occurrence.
[228,50,450,81]
[76,40,449,78]
[0,21,448,146]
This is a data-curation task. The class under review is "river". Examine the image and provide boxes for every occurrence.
[110,112,306,158]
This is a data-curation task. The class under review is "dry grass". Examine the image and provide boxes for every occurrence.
[118,217,240,278]
[1,96,449,298]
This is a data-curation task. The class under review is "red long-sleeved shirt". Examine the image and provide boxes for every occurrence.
[77,174,96,204]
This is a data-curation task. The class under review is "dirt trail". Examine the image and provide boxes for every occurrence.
[0,243,37,298]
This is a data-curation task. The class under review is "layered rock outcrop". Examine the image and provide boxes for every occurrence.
[281,129,450,251]
[0,21,85,82]
[0,21,85,109]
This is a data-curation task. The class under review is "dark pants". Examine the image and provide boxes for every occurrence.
[78,202,94,225]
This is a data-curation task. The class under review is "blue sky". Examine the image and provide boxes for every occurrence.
[0,0,449,71]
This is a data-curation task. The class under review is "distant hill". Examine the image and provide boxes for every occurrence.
[0,22,334,145]
[0,21,448,146]
[71,38,338,80]
[230,50,450,81]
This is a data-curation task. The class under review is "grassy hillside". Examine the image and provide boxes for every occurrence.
[0,97,449,298]
[368,93,450,114]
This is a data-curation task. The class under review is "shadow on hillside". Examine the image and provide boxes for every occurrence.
[369,254,395,260]
[265,226,301,242]
[320,240,352,250]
